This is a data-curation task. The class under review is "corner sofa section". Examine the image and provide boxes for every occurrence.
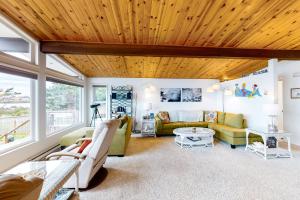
[155,111,262,148]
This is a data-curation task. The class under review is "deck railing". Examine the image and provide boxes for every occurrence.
[0,119,30,143]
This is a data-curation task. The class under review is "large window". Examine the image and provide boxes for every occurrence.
[0,70,36,151]
[46,80,82,134]
[0,21,31,62]
[92,85,107,119]
[46,55,80,78]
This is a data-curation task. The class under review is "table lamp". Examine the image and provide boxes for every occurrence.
[263,103,279,132]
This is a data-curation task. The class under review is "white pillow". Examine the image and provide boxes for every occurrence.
[178,111,203,122]
[168,111,178,122]
[198,111,204,122]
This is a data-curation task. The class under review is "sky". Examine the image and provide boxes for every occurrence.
[0,72,31,97]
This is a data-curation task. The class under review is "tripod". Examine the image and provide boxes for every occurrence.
[90,106,102,127]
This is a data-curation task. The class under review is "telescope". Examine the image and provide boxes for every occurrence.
[90,103,100,108]
[90,103,102,127]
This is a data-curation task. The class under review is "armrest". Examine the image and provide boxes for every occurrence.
[75,137,92,144]
[154,116,162,131]
[46,152,85,160]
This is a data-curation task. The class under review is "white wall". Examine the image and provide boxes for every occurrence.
[221,59,300,146]
[221,67,275,131]
[88,78,220,129]
[274,60,300,145]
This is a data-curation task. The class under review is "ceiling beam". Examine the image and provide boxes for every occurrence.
[41,41,300,59]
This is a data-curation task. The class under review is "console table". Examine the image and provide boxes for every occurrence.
[5,160,80,200]
[245,129,293,159]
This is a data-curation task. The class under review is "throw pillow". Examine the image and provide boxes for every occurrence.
[77,140,92,153]
[204,111,217,123]
[224,113,244,128]
[168,111,178,122]
[178,111,203,122]
[157,111,170,123]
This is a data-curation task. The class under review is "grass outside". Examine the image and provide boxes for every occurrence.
[0,132,29,144]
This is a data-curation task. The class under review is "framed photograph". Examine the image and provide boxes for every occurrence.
[182,88,202,102]
[291,88,300,99]
[160,88,181,102]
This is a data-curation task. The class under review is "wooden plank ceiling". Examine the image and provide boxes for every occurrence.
[60,55,267,80]
[1,0,300,79]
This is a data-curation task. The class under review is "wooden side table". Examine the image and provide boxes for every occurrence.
[245,129,293,159]
[141,119,156,137]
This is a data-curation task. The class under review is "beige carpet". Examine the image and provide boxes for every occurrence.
[77,137,300,200]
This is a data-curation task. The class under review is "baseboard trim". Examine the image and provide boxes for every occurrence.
[29,145,61,161]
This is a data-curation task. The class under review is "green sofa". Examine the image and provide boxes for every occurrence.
[155,115,208,135]
[59,127,94,147]
[59,117,132,156]
[155,111,261,148]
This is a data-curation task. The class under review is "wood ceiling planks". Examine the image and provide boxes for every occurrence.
[60,55,268,80]
[0,0,297,79]
[1,0,300,48]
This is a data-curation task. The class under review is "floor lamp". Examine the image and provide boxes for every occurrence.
[207,84,232,112]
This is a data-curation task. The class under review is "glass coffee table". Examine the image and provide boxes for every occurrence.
[173,127,215,148]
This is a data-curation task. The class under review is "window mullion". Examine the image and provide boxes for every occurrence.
[36,52,47,141]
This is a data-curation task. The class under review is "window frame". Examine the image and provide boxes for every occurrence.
[45,57,85,136]
[45,80,84,136]
[46,54,84,80]
[0,64,38,154]
[0,14,86,163]
[0,15,38,64]
[92,85,108,120]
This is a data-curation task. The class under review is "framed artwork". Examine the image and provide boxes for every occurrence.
[160,88,181,102]
[234,83,262,98]
[291,88,300,99]
[182,88,202,102]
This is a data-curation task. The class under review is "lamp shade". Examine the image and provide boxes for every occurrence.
[206,87,214,93]
[263,104,279,116]
[212,83,220,90]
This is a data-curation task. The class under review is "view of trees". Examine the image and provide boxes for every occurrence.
[0,87,30,117]
[46,82,81,111]
[94,87,106,102]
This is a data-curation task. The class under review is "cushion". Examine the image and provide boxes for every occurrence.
[220,126,246,138]
[157,111,170,123]
[184,122,208,127]
[0,174,43,199]
[217,112,225,124]
[77,140,92,153]
[178,111,203,122]
[168,111,178,122]
[162,122,185,129]
[119,115,128,128]
[204,111,217,123]
[224,113,244,128]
